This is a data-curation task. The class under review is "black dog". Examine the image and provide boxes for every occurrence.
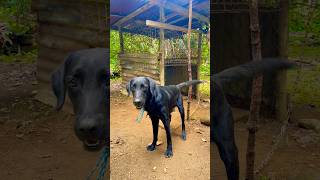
[126,77,202,157]
[211,58,294,180]
[51,48,109,150]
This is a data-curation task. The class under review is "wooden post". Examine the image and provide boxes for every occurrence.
[159,6,165,86]
[187,0,193,121]
[276,0,289,123]
[246,0,263,179]
[118,26,124,53]
[196,32,202,101]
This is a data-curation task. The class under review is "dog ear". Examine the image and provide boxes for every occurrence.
[146,77,157,97]
[126,79,133,96]
[51,55,72,110]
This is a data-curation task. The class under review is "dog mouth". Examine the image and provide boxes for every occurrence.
[83,139,101,148]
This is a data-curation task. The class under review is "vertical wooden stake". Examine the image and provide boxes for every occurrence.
[159,6,165,86]
[119,26,124,54]
[187,0,193,121]
[246,0,263,179]
[196,32,202,101]
[276,0,289,123]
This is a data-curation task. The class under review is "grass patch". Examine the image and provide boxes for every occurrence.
[199,74,210,99]
[289,45,320,60]
[287,65,320,106]
[0,49,37,63]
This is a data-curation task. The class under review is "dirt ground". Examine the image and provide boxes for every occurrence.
[109,90,210,180]
[1,62,320,180]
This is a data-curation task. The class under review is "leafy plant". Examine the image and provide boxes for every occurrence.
[0,23,12,47]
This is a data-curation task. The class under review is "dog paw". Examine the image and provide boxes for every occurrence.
[146,144,156,151]
[181,131,186,141]
[164,149,173,158]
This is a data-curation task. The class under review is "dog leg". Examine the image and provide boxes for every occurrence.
[161,117,173,158]
[147,117,159,151]
[216,140,239,180]
[177,95,186,140]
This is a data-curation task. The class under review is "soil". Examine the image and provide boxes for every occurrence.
[109,91,210,180]
[0,62,319,180]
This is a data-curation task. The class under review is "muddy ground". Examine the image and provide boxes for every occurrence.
[0,62,320,180]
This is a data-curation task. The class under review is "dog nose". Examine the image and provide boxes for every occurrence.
[133,99,142,107]
[77,118,99,135]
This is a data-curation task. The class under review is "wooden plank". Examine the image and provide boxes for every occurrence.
[121,63,159,72]
[37,10,107,32]
[122,74,160,83]
[114,1,155,27]
[122,67,159,76]
[154,1,209,24]
[122,76,160,84]
[122,71,159,80]
[37,58,61,72]
[120,58,158,65]
[39,24,107,47]
[38,33,89,51]
[146,20,201,33]
[119,53,158,59]
[38,46,70,63]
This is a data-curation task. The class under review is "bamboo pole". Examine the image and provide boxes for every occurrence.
[187,0,193,121]
[246,0,263,179]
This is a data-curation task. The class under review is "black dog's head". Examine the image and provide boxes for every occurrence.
[51,48,109,150]
[126,77,157,109]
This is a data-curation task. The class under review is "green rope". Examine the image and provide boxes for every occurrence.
[86,146,109,180]
[136,107,145,123]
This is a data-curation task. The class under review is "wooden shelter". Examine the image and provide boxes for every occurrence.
[211,0,288,117]
[111,0,210,96]
[31,0,108,112]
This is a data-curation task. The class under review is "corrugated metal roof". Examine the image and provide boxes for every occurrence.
[110,0,209,38]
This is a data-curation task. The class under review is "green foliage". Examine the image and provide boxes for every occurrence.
[288,1,320,45]
[0,48,37,63]
[0,0,35,36]
[287,65,320,106]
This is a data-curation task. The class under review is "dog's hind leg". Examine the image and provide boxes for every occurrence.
[216,139,239,180]
[147,116,159,152]
[177,95,186,140]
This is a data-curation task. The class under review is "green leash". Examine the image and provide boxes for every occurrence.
[136,107,145,123]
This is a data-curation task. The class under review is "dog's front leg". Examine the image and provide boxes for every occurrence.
[147,116,159,151]
[161,116,173,158]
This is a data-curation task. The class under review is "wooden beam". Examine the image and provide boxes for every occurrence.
[154,1,209,24]
[146,20,200,33]
[187,0,193,121]
[118,26,124,53]
[169,17,186,25]
[196,32,202,101]
[114,1,155,27]
[159,6,165,86]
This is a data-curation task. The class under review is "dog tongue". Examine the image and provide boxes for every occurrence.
[136,107,145,123]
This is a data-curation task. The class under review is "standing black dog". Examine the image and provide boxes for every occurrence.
[211,58,294,180]
[126,77,202,157]
[51,48,109,150]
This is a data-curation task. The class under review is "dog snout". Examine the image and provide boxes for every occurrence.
[133,99,142,107]
[76,118,99,136]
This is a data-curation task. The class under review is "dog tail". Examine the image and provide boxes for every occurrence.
[176,80,203,89]
[213,58,295,84]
